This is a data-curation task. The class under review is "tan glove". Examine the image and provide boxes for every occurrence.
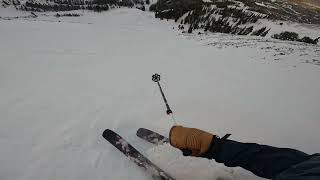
[169,126,214,156]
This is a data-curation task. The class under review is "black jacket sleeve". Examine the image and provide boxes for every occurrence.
[203,136,312,179]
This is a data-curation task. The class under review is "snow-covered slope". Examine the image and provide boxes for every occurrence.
[0,8,319,180]
[1,0,319,44]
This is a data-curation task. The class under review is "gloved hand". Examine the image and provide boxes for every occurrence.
[169,126,215,156]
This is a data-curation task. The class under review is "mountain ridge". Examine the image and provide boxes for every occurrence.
[1,0,319,44]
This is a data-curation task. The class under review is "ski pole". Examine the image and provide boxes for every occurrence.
[152,74,177,125]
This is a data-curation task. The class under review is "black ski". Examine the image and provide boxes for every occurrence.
[102,129,174,180]
[136,128,169,145]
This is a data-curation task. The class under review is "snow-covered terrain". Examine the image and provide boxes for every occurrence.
[0,8,320,180]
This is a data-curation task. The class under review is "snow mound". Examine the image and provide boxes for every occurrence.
[146,144,266,180]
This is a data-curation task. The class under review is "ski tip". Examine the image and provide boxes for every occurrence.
[136,128,145,136]
[136,128,154,136]
[102,129,113,139]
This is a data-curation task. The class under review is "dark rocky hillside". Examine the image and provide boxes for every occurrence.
[150,0,320,24]
[149,0,319,43]
[2,0,146,12]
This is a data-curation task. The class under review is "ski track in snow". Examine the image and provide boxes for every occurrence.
[0,8,319,180]
[182,32,320,66]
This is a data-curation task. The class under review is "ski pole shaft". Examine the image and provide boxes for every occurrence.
[152,74,177,125]
[156,81,172,115]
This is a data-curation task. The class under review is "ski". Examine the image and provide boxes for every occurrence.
[136,128,169,145]
[102,129,174,180]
